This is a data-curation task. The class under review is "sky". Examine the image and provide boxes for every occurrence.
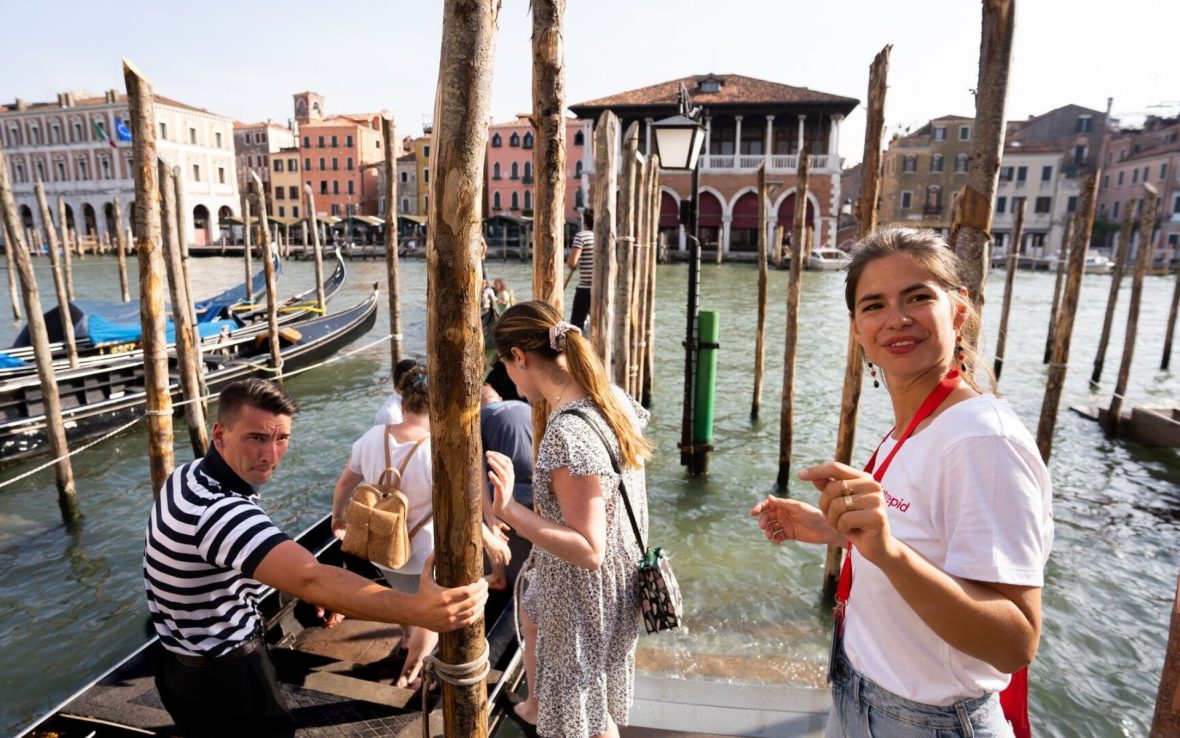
[3,0,1178,166]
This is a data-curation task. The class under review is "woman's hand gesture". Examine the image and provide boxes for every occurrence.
[750,495,844,547]
[485,450,519,523]
[798,462,898,566]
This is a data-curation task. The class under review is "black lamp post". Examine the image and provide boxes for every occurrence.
[652,84,707,470]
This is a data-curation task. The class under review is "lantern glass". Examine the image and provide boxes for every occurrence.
[652,114,705,171]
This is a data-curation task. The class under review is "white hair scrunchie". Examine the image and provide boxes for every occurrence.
[549,321,582,352]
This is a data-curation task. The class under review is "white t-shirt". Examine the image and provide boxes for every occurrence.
[348,425,434,575]
[844,394,1053,706]
[374,392,403,426]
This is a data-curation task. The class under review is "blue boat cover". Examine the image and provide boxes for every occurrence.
[0,353,26,368]
[9,258,279,349]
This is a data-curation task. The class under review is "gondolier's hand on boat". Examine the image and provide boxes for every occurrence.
[800,461,894,565]
[750,495,845,548]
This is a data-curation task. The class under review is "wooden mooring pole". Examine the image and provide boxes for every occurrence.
[825,45,891,600]
[242,194,254,303]
[1091,202,1135,388]
[630,153,651,399]
[613,124,639,388]
[427,2,498,735]
[1105,185,1157,435]
[776,143,809,491]
[590,110,619,366]
[173,166,198,327]
[641,154,660,408]
[305,186,326,311]
[381,112,403,367]
[249,172,282,382]
[751,163,770,420]
[34,181,79,368]
[4,216,21,321]
[1036,172,1099,462]
[1151,573,1180,736]
[993,198,1025,381]
[1044,215,1073,365]
[160,160,209,456]
[531,0,567,441]
[950,0,1015,348]
[57,195,76,301]
[113,196,131,301]
[0,143,79,522]
[1162,261,1180,371]
[124,58,175,494]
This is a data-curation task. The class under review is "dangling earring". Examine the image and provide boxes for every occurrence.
[867,361,879,389]
[955,334,966,372]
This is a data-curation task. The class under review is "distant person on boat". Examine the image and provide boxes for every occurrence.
[331,367,510,689]
[568,208,595,334]
[751,227,1053,738]
[143,378,487,738]
[374,357,421,426]
[487,300,651,738]
[480,381,534,591]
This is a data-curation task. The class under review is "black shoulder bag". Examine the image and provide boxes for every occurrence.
[563,409,683,634]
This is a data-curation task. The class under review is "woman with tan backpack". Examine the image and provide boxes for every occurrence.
[331,366,511,688]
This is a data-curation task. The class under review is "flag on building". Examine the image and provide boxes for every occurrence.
[92,119,117,148]
[114,117,132,143]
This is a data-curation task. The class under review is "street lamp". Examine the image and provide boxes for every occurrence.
[652,84,708,471]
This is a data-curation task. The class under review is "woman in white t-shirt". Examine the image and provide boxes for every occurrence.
[751,228,1052,737]
[332,366,511,689]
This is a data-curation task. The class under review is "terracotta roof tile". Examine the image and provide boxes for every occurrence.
[569,73,858,114]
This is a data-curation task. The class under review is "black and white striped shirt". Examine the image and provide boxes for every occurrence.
[143,447,290,657]
[573,230,594,288]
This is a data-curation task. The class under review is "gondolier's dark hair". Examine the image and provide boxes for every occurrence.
[217,379,300,423]
[844,227,989,393]
[582,208,594,229]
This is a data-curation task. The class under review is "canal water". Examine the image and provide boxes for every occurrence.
[0,252,1176,737]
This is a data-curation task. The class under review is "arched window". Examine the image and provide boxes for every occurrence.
[34,159,46,182]
[523,162,532,181]
[524,190,532,210]
[492,162,501,180]
[71,118,84,142]
[511,162,519,180]
[50,121,61,144]
[14,161,26,183]
[509,132,520,147]
[575,189,584,208]
[511,191,519,210]
[8,124,22,147]
[955,153,969,173]
[574,130,585,146]
[28,123,41,146]
[492,133,502,147]
[55,158,67,182]
[78,157,90,181]
[493,191,501,210]
[523,132,534,149]
[575,160,583,178]
[99,156,111,180]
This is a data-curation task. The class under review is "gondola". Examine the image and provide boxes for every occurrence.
[0,250,347,379]
[16,512,525,738]
[0,282,379,468]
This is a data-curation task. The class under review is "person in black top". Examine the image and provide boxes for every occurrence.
[144,379,487,738]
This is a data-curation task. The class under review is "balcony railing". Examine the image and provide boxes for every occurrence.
[583,153,838,176]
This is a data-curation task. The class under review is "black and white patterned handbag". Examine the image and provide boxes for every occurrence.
[564,409,683,634]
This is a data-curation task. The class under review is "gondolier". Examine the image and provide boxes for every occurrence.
[143,378,488,737]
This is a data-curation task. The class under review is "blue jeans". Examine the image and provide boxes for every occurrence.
[825,650,1013,738]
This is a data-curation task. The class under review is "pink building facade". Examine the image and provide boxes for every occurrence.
[486,115,586,223]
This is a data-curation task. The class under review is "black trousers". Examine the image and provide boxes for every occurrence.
[155,643,294,738]
[570,286,592,333]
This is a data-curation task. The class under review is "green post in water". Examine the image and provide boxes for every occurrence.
[691,310,719,475]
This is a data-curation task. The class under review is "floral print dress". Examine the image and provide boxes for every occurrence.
[522,392,650,738]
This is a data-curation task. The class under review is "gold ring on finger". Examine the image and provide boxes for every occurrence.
[844,494,855,510]
[842,481,852,494]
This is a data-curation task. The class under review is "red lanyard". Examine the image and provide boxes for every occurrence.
[835,368,960,610]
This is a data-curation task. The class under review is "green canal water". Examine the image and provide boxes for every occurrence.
[0,253,1177,736]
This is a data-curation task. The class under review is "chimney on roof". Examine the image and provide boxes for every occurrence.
[105,89,117,104]
[14,98,27,111]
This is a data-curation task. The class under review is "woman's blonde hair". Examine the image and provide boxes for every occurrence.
[494,301,652,468]
[844,227,992,393]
